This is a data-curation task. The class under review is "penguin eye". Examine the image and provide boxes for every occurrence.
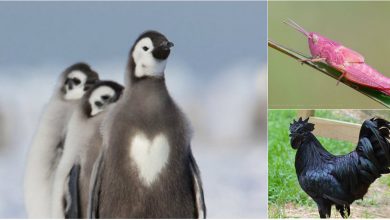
[95,101,103,107]
[101,95,110,100]
[142,46,149,51]
[73,78,81,85]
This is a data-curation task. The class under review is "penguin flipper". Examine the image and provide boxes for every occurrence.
[189,150,206,219]
[88,149,105,219]
[65,163,81,219]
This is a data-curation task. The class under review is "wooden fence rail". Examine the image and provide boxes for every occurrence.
[297,110,361,143]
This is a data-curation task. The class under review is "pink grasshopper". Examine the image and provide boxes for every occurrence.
[285,19,390,96]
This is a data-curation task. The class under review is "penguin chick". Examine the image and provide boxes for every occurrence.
[50,81,124,218]
[24,63,99,218]
[89,31,206,218]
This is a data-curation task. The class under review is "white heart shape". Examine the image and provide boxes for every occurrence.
[129,133,170,186]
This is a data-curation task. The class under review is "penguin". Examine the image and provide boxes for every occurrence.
[24,63,99,218]
[50,81,124,218]
[89,31,206,218]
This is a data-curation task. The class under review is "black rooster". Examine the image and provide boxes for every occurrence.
[289,117,390,218]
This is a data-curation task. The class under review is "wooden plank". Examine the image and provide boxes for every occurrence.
[308,117,361,143]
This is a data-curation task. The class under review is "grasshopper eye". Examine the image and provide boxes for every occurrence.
[312,34,319,44]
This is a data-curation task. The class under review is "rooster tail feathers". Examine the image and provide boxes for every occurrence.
[358,117,390,175]
[356,139,380,185]
[361,118,390,140]
[357,139,381,170]
[372,117,390,128]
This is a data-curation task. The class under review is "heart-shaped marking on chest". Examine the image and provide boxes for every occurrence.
[129,133,170,186]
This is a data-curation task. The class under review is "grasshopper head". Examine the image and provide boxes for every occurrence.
[309,33,319,44]
[308,33,322,57]
[308,32,341,59]
[284,19,321,58]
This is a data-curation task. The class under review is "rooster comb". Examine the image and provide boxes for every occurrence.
[289,117,315,134]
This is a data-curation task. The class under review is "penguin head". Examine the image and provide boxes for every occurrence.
[61,63,100,100]
[83,81,124,117]
[130,31,174,79]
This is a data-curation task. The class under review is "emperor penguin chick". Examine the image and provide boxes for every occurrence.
[89,31,206,218]
[24,63,99,218]
[50,81,124,218]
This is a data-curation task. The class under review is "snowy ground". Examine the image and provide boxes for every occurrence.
[0,61,267,218]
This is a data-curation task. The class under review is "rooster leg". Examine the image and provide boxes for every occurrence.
[336,204,350,218]
[346,206,350,217]
[315,199,331,218]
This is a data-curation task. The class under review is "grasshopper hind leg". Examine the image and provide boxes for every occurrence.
[336,71,347,86]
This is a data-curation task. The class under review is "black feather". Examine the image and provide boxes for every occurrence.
[65,164,81,219]
[289,117,390,218]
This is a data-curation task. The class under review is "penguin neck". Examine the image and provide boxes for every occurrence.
[128,76,169,103]
[125,62,174,117]
[125,57,166,86]
[53,90,78,104]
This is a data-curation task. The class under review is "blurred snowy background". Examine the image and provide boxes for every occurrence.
[0,2,267,218]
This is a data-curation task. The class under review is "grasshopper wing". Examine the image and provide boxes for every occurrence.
[337,46,365,63]
[343,63,390,92]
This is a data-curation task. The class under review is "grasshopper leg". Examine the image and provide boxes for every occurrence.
[336,71,346,86]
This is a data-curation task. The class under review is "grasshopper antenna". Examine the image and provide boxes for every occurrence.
[283,18,310,37]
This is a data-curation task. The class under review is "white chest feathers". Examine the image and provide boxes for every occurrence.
[129,133,170,186]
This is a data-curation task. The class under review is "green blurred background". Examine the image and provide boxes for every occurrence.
[269,1,390,109]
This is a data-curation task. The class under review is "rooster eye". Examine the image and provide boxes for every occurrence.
[142,46,149,51]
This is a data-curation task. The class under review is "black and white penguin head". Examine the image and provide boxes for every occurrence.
[130,31,174,79]
[61,63,100,100]
[82,81,124,117]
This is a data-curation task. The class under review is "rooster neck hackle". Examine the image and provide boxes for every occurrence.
[295,133,334,173]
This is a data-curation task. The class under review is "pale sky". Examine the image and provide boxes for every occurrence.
[0,1,266,75]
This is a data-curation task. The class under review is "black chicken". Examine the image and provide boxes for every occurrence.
[289,117,390,218]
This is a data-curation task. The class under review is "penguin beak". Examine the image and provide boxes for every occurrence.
[152,41,174,60]
[165,41,174,48]
[67,79,74,90]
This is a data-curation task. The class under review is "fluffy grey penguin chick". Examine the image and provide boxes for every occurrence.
[50,81,124,218]
[24,63,99,218]
[89,31,206,218]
